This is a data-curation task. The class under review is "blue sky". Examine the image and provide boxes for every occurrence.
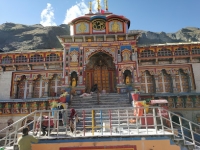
[0,0,199,32]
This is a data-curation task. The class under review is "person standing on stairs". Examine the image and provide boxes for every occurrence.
[18,127,38,150]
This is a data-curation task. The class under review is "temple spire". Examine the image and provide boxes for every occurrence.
[97,0,101,12]
[104,0,108,11]
[89,1,92,13]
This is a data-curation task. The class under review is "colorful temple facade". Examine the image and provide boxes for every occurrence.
[0,0,200,127]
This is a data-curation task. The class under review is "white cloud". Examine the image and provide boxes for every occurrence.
[40,3,57,26]
[63,0,104,24]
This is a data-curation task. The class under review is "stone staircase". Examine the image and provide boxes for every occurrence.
[69,93,131,109]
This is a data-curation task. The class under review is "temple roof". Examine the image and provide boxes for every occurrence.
[69,12,131,29]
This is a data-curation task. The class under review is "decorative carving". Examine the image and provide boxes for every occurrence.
[92,19,106,31]
[111,21,120,32]
[21,102,29,113]
[78,22,87,32]
[176,97,183,108]
[185,96,194,108]
[195,96,200,108]
[122,50,131,61]
[168,97,174,108]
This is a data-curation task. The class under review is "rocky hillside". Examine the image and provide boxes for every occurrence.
[0,23,199,52]
[130,27,200,46]
[0,23,70,52]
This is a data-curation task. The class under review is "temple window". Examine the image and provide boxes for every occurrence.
[30,54,43,62]
[49,75,62,97]
[33,76,45,98]
[17,75,28,99]
[174,48,189,56]
[80,57,82,61]
[66,57,68,61]
[141,71,155,93]
[1,56,12,64]
[15,55,27,63]
[46,53,60,61]
[140,50,155,57]
[175,70,189,92]
[157,49,172,56]
[80,63,82,67]
[158,70,172,93]
[192,47,200,54]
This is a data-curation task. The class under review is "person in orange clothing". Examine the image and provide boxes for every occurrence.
[129,101,144,123]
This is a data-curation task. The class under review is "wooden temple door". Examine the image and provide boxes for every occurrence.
[94,66,110,92]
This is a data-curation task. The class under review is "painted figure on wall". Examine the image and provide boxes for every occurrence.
[126,76,130,85]
[72,78,77,87]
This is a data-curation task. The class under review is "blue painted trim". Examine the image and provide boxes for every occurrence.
[90,16,106,21]
[37,136,173,144]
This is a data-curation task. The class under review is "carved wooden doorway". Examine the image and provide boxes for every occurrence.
[94,65,109,92]
[85,53,116,93]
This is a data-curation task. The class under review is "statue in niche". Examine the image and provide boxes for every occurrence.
[72,78,77,87]
[126,76,130,85]
[71,53,78,62]
[122,52,130,61]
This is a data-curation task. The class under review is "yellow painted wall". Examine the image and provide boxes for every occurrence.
[32,139,180,150]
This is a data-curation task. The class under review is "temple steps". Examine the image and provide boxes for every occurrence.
[69,93,131,109]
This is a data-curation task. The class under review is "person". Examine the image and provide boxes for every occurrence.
[69,108,80,133]
[18,127,38,150]
[35,115,54,136]
[57,103,64,126]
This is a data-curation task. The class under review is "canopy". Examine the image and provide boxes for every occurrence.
[150,99,168,104]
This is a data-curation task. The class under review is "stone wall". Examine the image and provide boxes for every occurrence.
[192,63,200,92]
[0,71,12,100]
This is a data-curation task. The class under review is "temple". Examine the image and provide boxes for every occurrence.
[0,0,200,126]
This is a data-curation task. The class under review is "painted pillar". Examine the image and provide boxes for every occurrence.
[63,47,66,84]
[27,80,34,98]
[43,79,49,97]
[12,81,18,98]
[187,70,194,92]
[154,75,159,93]
[171,74,178,93]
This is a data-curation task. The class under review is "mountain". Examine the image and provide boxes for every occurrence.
[130,27,200,46]
[0,23,199,52]
[0,23,70,52]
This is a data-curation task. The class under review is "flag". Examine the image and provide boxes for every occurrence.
[101,9,105,14]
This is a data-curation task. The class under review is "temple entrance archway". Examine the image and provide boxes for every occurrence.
[85,52,116,93]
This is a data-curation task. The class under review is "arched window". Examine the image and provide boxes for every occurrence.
[17,75,28,99]
[157,49,172,56]
[175,70,189,92]
[15,55,27,63]
[140,50,155,57]
[174,48,189,56]
[192,47,200,54]
[30,54,43,62]
[158,70,172,93]
[46,53,60,61]
[49,75,62,97]
[2,56,12,64]
[141,71,155,93]
[33,75,45,98]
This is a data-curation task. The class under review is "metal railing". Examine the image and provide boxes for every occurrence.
[0,107,200,149]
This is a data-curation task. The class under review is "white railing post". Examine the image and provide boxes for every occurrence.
[13,122,19,145]
[117,109,121,135]
[57,110,59,136]
[179,116,185,141]
[153,108,157,134]
[33,112,37,135]
[38,112,42,137]
[135,107,139,135]
[126,109,130,135]
[144,107,148,135]
[189,122,195,144]
[159,108,164,132]
[48,110,51,137]
[168,112,174,135]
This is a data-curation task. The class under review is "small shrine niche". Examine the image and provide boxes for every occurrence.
[71,71,78,87]
[124,70,132,85]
